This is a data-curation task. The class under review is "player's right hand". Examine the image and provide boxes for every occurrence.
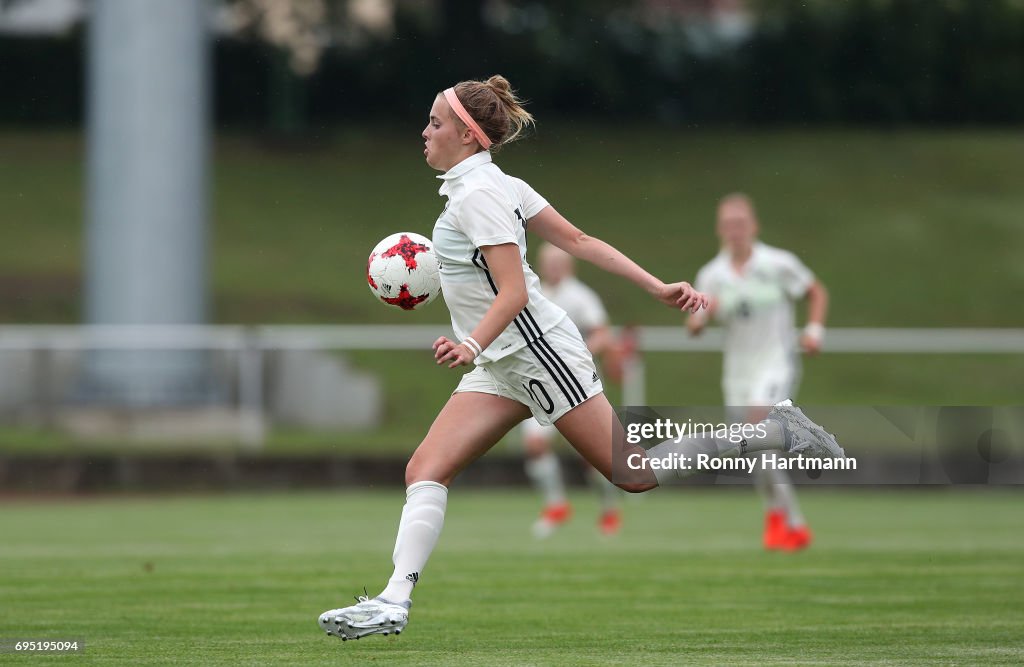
[433,336,455,361]
[433,336,476,368]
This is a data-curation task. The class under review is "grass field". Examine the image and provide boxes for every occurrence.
[2,489,1023,665]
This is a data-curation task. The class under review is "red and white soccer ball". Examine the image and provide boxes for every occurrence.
[366,232,441,310]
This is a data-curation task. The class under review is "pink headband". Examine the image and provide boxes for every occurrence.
[443,87,492,150]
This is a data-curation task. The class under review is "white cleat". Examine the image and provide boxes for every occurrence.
[769,399,846,459]
[318,595,410,641]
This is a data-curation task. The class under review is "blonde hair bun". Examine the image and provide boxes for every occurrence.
[449,75,535,152]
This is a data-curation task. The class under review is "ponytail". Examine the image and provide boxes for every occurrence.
[446,75,535,152]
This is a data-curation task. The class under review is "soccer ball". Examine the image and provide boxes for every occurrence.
[366,232,441,310]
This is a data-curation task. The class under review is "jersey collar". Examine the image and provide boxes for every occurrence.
[722,241,765,275]
[437,151,492,195]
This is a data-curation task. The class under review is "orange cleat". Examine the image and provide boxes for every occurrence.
[763,510,788,550]
[764,510,813,551]
[781,524,813,551]
[532,502,572,539]
[598,509,622,536]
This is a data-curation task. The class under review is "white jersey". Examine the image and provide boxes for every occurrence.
[542,276,608,339]
[694,242,814,383]
[432,152,567,364]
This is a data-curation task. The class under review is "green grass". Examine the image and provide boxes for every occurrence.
[1,489,1023,665]
[2,127,1024,326]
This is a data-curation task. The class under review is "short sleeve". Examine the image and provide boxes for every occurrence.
[510,177,550,220]
[575,285,608,330]
[775,250,815,299]
[457,188,519,247]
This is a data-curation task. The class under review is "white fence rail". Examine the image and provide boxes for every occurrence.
[2,325,1023,353]
[1,326,1021,447]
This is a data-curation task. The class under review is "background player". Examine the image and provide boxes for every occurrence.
[687,193,829,551]
[523,243,622,538]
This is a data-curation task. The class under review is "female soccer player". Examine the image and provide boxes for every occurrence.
[318,76,843,641]
[688,193,830,551]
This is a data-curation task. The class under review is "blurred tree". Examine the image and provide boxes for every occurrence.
[225,0,327,135]
[741,0,1024,124]
[440,0,486,70]
[3,0,1024,126]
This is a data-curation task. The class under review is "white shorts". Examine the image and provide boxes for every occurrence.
[724,362,798,409]
[454,317,603,427]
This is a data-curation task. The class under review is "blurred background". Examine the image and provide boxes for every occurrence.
[2,2,1024,664]
[0,0,1022,480]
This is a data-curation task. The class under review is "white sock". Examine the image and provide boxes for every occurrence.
[753,463,780,512]
[645,419,786,486]
[586,466,620,511]
[378,481,447,603]
[759,466,805,527]
[524,452,567,506]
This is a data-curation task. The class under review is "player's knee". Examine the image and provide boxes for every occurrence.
[405,457,451,487]
[615,480,657,494]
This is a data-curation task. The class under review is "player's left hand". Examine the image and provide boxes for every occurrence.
[656,281,709,313]
[800,332,823,356]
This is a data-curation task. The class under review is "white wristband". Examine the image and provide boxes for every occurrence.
[462,336,483,358]
[803,322,825,343]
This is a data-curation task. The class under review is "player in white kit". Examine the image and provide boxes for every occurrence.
[687,193,829,551]
[318,77,844,641]
[522,243,622,538]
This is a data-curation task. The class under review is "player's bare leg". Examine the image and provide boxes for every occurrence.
[555,393,843,489]
[552,392,658,492]
[553,391,773,490]
[319,391,530,641]
[404,391,530,486]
